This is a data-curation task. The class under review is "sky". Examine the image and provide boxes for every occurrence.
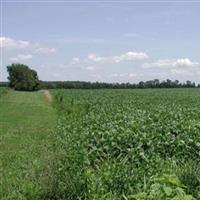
[1,0,200,83]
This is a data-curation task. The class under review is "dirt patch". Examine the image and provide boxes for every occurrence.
[43,90,52,103]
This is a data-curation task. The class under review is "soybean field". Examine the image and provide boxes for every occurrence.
[52,89,200,200]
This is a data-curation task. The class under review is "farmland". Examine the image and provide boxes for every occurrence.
[1,88,200,199]
[52,89,200,200]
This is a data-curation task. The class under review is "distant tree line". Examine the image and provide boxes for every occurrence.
[1,63,200,90]
[41,79,198,89]
[0,82,9,87]
[1,79,199,90]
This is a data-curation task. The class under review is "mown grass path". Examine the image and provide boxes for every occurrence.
[0,90,57,199]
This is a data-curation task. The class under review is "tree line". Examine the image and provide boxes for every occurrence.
[1,63,199,91]
[2,79,199,90]
[41,79,197,89]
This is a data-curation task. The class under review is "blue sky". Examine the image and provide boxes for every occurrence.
[1,1,200,83]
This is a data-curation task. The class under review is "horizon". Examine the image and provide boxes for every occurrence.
[1,1,200,83]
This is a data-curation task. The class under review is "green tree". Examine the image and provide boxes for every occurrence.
[7,63,40,91]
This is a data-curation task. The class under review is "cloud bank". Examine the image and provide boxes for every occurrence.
[143,58,200,68]
[10,54,33,62]
[71,51,149,65]
[0,37,57,54]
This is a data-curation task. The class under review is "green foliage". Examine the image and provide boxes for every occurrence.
[2,89,200,199]
[7,63,40,91]
[131,174,196,200]
[175,162,200,199]
[51,89,200,199]
[41,79,196,89]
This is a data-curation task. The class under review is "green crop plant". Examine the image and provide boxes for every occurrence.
[131,174,196,200]
[48,89,200,199]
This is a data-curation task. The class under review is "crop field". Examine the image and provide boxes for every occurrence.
[52,89,200,200]
[1,88,200,199]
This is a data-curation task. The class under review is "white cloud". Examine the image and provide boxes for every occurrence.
[143,58,200,69]
[85,66,94,70]
[112,52,149,63]
[0,37,31,49]
[10,54,33,62]
[70,57,81,65]
[142,58,200,81]
[86,51,149,64]
[175,58,199,67]
[69,51,148,66]
[87,53,105,62]
[34,47,56,54]
[109,73,137,78]
[0,37,57,54]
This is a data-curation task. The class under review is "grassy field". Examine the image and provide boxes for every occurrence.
[1,88,200,200]
[0,89,57,199]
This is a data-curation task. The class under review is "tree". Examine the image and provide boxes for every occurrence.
[7,63,40,91]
